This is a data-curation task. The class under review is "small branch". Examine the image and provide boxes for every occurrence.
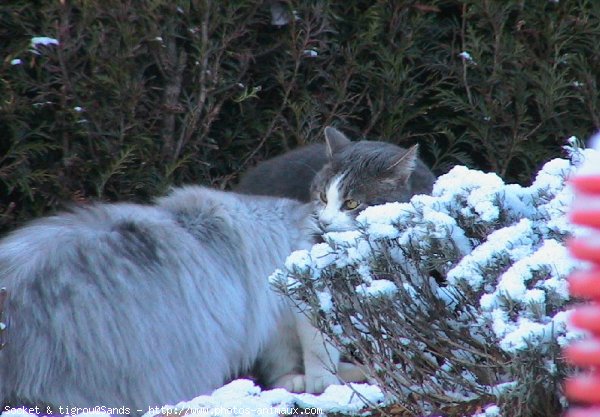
[460,3,474,108]
[157,17,188,161]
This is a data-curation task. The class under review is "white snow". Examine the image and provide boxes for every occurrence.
[447,218,536,291]
[1,381,384,417]
[324,230,361,245]
[283,249,311,272]
[364,222,399,239]
[433,165,503,196]
[357,201,409,225]
[498,317,547,352]
[522,288,546,304]
[317,290,334,312]
[458,51,475,63]
[480,239,572,312]
[3,381,384,417]
[472,404,502,417]
[356,279,398,298]
[310,243,337,269]
[31,36,59,48]
[293,383,384,412]
[467,187,500,222]
[30,36,59,56]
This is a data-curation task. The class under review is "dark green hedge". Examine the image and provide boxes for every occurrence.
[1,0,599,233]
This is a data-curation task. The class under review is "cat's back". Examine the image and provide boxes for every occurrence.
[0,186,312,410]
[0,202,171,280]
[236,143,327,202]
[0,186,307,325]
[0,186,309,294]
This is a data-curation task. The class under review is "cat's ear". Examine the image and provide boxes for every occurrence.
[324,127,351,159]
[385,144,418,184]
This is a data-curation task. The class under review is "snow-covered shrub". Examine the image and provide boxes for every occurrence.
[271,146,589,417]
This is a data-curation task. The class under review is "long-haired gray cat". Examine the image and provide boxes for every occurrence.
[0,186,362,412]
[237,126,436,232]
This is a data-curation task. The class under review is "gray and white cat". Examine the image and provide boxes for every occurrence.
[237,127,436,232]
[0,186,359,412]
[236,126,435,387]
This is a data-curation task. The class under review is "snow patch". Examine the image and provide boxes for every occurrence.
[458,51,475,63]
[143,380,384,417]
[356,279,398,298]
[31,36,59,49]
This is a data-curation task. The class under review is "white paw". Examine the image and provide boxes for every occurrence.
[304,371,339,394]
[272,373,306,393]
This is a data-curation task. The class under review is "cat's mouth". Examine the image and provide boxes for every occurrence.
[313,212,358,235]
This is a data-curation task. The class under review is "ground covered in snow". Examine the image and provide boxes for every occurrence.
[2,381,384,417]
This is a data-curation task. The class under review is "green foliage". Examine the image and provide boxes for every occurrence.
[1,0,600,233]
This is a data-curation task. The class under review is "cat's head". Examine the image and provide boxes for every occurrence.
[310,127,418,233]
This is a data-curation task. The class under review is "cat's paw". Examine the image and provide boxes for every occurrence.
[272,373,306,393]
[272,371,340,394]
[304,371,339,394]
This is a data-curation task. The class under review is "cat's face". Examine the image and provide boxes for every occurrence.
[310,127,418,233]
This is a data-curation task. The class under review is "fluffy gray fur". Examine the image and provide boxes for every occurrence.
[0,186,317,411]
[237,144,327,202]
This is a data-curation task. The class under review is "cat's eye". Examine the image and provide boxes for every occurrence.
[343,199,360,210]
[319,191,327,203]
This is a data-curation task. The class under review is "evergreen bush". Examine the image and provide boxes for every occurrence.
[271,145,586,417]
[1,1,599,233]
